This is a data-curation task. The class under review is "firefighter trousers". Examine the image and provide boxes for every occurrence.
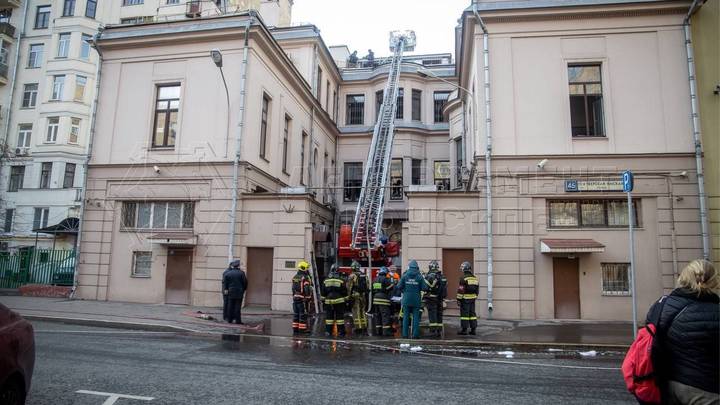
[325,302,345,336]
[292,299,309,333]
[424,297,443,334]
[373,304,392,336]
[459,299,477,331]
[351,296,368,331]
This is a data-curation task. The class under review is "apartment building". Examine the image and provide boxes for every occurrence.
[403,0,708,321]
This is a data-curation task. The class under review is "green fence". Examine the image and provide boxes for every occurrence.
[0,249,76,289]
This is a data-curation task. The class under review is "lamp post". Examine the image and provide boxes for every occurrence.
[211,48,231,159]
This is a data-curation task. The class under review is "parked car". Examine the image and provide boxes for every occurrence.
[0,304,35,405]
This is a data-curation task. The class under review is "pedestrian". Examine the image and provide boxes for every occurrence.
[222,260,247,324]
[388,266,402,333]
[457,261,478,335]
[396,260,426,339]
[347,260,369,335]
[644,259,719,405]
[423,260,446,337]
[291,260,313,334]
[348,50,358,67]
[322,264,348,337]
[372,266,394,336]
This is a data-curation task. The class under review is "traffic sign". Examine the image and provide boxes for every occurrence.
[622,171,634,193]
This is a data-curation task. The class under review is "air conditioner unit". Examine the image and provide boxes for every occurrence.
[186,1,202,17]
[14,147,29,156]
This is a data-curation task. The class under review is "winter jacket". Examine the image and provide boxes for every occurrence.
[396,261,426,308]
[222,267,248,299]
[646,288,719,394]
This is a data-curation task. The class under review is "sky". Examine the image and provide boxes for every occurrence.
[292,0,471,57]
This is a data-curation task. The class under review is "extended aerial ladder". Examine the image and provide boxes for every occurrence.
[351,31,416,251]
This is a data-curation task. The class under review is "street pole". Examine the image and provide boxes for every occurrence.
[623,170,638,338]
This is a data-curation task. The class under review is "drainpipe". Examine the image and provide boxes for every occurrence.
[473,4,494,318]
[1,0,29,154]
[70,28,104,299]
[666,177,679,280]
[227,18,253,262]
[683,0,711,261]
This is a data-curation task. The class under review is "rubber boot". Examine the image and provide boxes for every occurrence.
[469,329,476,335]
[458,329,468,335]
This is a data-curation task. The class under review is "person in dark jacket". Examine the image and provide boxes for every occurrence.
[322,264,348,337]
[645,259,719,405]
[222,260,248,324]
[457,261,479,335]
[372,266,394,336]
[423,260,446,338]
[291,260,313,334]
[396,260,426,339]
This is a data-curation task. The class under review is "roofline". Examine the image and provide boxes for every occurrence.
[466,0,673,12]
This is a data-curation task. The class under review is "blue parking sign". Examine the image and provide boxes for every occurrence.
[622,171,634,192]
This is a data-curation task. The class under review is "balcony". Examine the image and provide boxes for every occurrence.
[0,62,8,85]
[0,0,21,8]
[0,21,15,39]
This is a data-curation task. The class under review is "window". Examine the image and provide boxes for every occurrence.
[325,80,330,112]
[80,34,91,59]
[4,209,14,232]
[51,75,65,100]
[602,263,630,296]
[166,0,179,3]
[316,67,322,102]
[123,0,144,5]
[434,161,450,190]
[63,163,76,188]
[8,166,24,192]
[343,162,363,202]
[259,94,270,159]
[282,115,290,173]
[40,162,52,189]
[395,88,404,120]
[17,124,32,148]
[332,90,338,122]
[35,6,50,29]
[28,44,43,68]
[57,33,70,58]
[153,84,180,148]
[22,84,38,108]
[433,91,451,123]
[455,138,463,187]
[390,159,403,200]
[411,89,421,121]
[85,0,96,18]
[74,76,87,101]
[346,94,364,125]
[69,118,80,143]
[33,208,49,229]
[300,131,307,186]
[375,90,383,121]
[548,200,639,228]
[121,201,194,229]
[62,0,74,17]
[568,64,604,137]
[46,117,59,142]
[120,16,153,24]
[411,159,422,185]
[132,252,152,277]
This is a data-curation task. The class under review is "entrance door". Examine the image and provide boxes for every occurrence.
[553,257,580,319]
[165,248,193,305]
[246,247,273,307]
[442,249,474,310]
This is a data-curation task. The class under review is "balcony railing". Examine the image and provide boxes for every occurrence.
[0,63,8,81]
[0,22,15,38]
[0,0,21,9]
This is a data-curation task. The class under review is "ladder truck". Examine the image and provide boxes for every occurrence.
[337,30,416,276]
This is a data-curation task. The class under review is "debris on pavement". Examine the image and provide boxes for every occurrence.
[409,346,423,352]
[399,343,410,349]
[497,351,515,358]
[579,350,597,357]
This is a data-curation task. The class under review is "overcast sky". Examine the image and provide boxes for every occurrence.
[292,0,471,57]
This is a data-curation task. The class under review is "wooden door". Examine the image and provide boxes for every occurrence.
[553,257,580,319]
[442,249,474,309]
[165,248,193,305]
[246,247,273,307]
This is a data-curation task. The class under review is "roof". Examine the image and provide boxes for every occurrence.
[33,217,79,235]
[467,0,670,12]
[342,63,455,81]
[540,239,606,253]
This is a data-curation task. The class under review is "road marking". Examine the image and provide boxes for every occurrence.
[76,390,154,404]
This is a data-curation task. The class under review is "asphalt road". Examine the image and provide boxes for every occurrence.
[27,321,635,405]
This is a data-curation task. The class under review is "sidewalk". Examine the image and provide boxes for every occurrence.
[1,295,634,348]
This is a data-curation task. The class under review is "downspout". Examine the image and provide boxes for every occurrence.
[666,177,679,280]
[683,0,711,261]
[474,4,494,318]
[227,18,253,262]
[70,28,104,299]
[1,0,30,152]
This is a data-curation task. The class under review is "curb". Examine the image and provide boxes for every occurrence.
[22,315,199,333]
[371,338,629,351]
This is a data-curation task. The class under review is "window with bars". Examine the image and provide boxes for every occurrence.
[343,162,363,202]
[390,159,403,200]
[39,162,52,189]
[121,202,194,229]
[63,163,76,188]
[259,94,270,159]
[8,166,24,192]
[548,199,639,228]
[22,84,38,108]
[153,84,180,148]
[602,263,630,295]
[568,64,605,137]
[411,89,421,121]
[434,161,450,191]
[346,94,364,125]
[395,88,404,120]
[433,91,451,123]
[132,252,152,278]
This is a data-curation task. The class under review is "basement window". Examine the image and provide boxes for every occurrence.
[601,263,630,296]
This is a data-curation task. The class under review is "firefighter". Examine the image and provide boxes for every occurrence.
[321,264,348,337]
[372,266,394,336]
[423,260,446,337]
[457,261,479,335]
[347,260,369,334]
[291,261,313,334]
[388,266,402,333]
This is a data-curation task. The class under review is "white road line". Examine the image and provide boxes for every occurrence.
[76,390,154,404]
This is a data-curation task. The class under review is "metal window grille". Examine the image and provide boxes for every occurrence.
[132,252,152,277]
[346,94,364,125]
[433,91,450,123]
[602,263,630,295]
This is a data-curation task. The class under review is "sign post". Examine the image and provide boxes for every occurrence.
[623,170,638,338]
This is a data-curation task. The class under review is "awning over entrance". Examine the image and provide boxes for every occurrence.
[148,232,197,246]
[33,217,79,235]
[540,239,605,254]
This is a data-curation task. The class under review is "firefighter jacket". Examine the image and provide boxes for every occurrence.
[291,271,313,301]
[347,271,369,299]
[372,275,394,305]
[424,270,447,299]
[457,271,479,300]
[321,273,348,305]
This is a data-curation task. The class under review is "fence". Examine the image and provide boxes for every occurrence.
[0,249,76,289]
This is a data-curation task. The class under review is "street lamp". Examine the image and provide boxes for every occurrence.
[417,68,473,97]
[211,48,223,67]
[210,49,231,158]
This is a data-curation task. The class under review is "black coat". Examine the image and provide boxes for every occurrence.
[646,288,719,394]
[222,268,247,299]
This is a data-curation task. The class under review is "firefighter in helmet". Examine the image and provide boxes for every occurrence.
[457,261,479,335]
[372,266,394,336]
[321,264,348,337]
[423,260,447,337]
[346,260,369,335]
[291,260,313,334]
